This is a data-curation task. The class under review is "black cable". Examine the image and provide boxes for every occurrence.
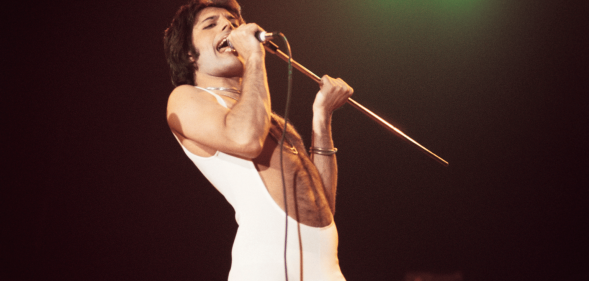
[276,32,293,281]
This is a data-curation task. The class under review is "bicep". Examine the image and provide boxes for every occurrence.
[167,87,241,156]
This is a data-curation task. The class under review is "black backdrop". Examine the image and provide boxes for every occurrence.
[4,0,588,280]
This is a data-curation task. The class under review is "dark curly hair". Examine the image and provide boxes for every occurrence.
[164,0,244,87]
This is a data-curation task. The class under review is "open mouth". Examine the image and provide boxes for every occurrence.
[217,37,234,53]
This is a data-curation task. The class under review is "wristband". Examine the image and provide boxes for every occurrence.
[309,147,338,155]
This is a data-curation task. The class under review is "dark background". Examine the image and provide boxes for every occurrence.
[4,0,588,280]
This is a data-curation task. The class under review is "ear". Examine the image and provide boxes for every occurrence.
[188,52,195,63]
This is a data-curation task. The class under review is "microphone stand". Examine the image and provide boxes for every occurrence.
[264,41,449,167]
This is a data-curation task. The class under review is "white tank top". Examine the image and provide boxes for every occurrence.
[175,87,346,281]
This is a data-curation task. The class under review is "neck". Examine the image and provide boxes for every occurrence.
[194,73,242,89]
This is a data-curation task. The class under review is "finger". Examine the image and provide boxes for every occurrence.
[321,75,335,87]
[334,78,353,94]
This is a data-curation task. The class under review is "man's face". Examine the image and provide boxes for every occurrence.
[191,7,243,79]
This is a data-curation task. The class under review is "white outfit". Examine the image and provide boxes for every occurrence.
[175,87,346,281]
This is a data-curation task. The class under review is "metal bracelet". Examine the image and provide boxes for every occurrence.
[309,147,338,155]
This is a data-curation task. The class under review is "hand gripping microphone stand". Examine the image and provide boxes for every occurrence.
[262,40,449,167]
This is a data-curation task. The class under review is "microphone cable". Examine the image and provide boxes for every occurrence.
[275,32,293,281]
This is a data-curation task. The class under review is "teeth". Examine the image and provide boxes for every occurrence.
[218,38,228,51]
[217,37,236,54]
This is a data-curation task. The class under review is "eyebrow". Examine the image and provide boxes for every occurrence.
[198,14,238,26]
[199,15,218,25]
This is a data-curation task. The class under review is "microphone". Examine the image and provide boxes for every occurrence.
[255,31,277,42]
[227,31,277,48]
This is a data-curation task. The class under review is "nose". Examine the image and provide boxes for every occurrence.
[220,18,235,32]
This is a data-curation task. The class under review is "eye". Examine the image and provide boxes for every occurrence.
[204,23,216,29]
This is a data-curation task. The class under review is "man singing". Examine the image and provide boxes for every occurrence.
[164,0,353,280]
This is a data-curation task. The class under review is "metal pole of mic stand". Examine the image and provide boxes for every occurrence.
[264,41,449,167]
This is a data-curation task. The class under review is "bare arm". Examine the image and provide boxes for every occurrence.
[167,24,272,159]
[311,75,354,214]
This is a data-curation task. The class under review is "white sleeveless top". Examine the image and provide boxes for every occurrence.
[175,87,346,281]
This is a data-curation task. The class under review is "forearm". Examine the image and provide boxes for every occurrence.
[311,111,338,214]
[225,55,272,156]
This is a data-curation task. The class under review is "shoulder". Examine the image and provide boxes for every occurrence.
[166,85,219,136]
[167,85,216,109]
[169,84,201,101]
